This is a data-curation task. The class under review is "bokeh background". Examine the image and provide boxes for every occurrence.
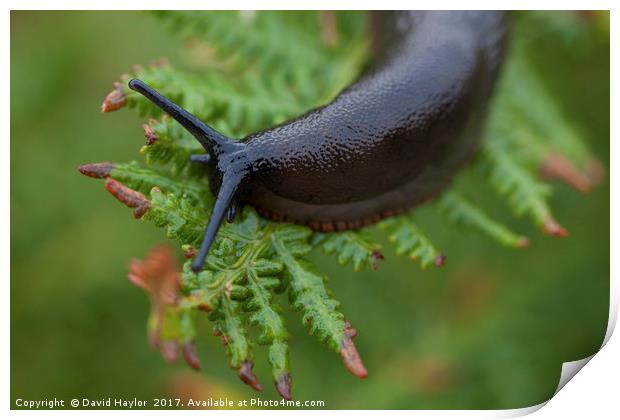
[11,11,609,409]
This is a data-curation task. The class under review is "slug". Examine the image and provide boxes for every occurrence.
[128,11,507,272]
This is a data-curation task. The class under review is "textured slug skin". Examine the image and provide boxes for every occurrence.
[243,11,507,231]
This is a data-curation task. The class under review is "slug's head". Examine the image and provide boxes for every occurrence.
[128,79,253,273]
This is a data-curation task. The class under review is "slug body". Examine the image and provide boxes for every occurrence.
[129,11,507,272]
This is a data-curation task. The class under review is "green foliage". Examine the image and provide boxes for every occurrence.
[157,306,197,348]
[140,118,204,177]
[312,230,383,272]
[480,141,557,231]
[380,216,444,269]
[436,192,529,248]
[212,296,254,369]
[497,56,593,166]
[244,259,290,385]
[124,62,304,137]
[120,11,367,139]
[82,11,600,398]
[144,188,207,247]
[152,11,367,102]
[111,161,207,203]
[272,227,346,353]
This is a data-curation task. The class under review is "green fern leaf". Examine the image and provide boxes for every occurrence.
[121,63,304,137]
[152,11,366,97]
[436,192,529,248]
[111,161,208,203]
[273,228,367,377]
[480,142,567,236]
[244,259,291,396]
[140,117,204,177]
[313,230,384,271]
[211,295,262,391]
[501,52,593,166]
[380,216,445,269]
[272,227,344,349]
[143,188,207,247]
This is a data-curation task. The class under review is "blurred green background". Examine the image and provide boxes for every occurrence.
[11,11,609,409]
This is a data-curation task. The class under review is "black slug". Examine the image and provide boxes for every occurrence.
[128,11,507,272]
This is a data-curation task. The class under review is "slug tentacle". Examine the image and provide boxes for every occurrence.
[191,170,247,272]
[129,79,252,272]
[190,154,211,164]
[226,202,238,223]
[128,79,240,156]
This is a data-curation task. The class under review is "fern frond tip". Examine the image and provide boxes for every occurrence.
[339,321,367,379]
[101,81,127,113]
[276,373,292,400]
[542,217,569,237]
[239,361,263,392]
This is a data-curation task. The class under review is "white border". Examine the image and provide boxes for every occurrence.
[5,2,616,418]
